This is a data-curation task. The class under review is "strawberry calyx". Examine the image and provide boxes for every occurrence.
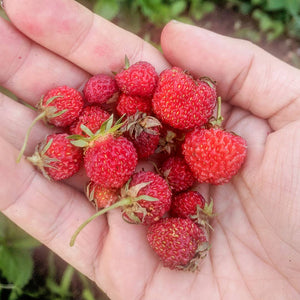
[26,138,59,180]
[155,129,184,155]
[69,179,158,246]
[119,179,158,224]
[178,240,210,272]
[122,111,161,139]
[68,114,124,148]
[208,96,224,128]
[190,199,215,231]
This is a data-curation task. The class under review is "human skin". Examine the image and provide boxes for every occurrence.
[0,1,300,299]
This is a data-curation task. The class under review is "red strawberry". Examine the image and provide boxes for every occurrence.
[116,93,152,117]
[39,85,84,127]
[147,217,209,271]
[70,171,172,246]
[115,57,158,97]
[83,74,119,104]
[152,67,217,130]
[170,191,214,229]
[161,156,195,193]
[121,171,172,224]
[183,127,247,184]
[70,115,138,189]
[122,112,161,159]
[27,133,83,181]
[170,191,205,218]
[69,105,110,136]
[17,86,84,162]
[86,181,118,210]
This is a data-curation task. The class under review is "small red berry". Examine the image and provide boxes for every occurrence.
[86,181,118,210]
[147,217,209,271]
[69,105,110,136]
[27,133,83,181]
[122,112,161,160]
[40,85,84,127]
[116,93,152,117]
[83,74,119,104]
[121,171,172,225]
[152,67,217,130]
[115,58,158,97]
[161,156,195,193]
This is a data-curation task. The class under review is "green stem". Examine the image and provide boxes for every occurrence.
[216,96,223,122]
[69,198,130,247]
[210,96,223,127]
[17,111,46,163]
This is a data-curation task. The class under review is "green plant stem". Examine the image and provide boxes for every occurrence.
[69,199,130,247]
[17,111,46,163]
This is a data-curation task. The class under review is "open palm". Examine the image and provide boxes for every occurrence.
[1,1,300,299]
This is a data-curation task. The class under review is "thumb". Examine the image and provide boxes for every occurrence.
[161,21,300,130]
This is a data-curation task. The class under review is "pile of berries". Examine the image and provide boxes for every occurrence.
[18,57,247,271]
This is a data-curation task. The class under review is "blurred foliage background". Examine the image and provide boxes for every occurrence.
[80,0,300,41]
[1,0,300,299]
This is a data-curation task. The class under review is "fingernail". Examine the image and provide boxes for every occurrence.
[0,0,4,9]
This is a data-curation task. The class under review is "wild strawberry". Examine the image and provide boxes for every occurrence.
[147,217,209,271]
[17,86,84,162]
[170,191,214,229]
[122,112,161,159]
[69,105,110,136]
[27,133,83,181]
[86,181,118,210]
[39,85,84,127]
[152,67,217,130]
[160,156,195,193]
[121,171,172,224]
[115,57,158,97]
[83,74,119,104]
[69,115,138,189]
[182,98,247,184]
[116,93,152,117]
[70,171,172,246]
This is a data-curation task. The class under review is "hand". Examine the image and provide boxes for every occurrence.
[0,1,299,300]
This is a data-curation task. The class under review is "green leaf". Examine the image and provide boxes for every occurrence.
[135,195,158,202]
[251,0,264,5]
[94,0,121,20]
[0,213,40,250]
[285,0,300,16]
[266,0,285,11]
[0,246,34,289]
[60,265,75,295]
[70,139,89,147]
[170,1,186,17]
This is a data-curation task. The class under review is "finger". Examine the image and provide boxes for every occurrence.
[0,92,55,155]
[161,21,300,130]
[0,136,107,281]
[4,0,168,74]
[0,17,89,105]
